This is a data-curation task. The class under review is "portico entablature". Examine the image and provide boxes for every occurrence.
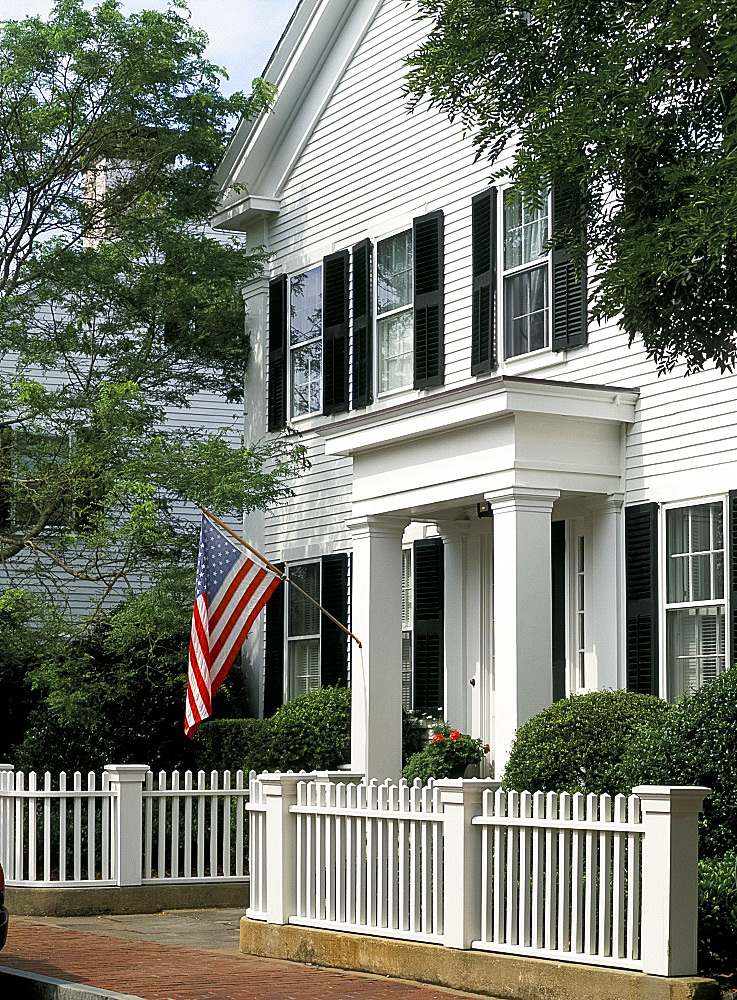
[317,376,638,518]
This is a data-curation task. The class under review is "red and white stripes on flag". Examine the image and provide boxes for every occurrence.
[185,514,282,737]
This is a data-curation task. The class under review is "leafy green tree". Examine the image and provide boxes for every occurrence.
[0,0,300,610]
[407,0,737,373]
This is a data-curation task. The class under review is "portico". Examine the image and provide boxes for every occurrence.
[319,376,638,779]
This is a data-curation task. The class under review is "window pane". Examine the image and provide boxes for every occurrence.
[288,638,320,699]
[402,632,413,711]
[401,548,412,629]
[378,231,412,313]
[504,188,548,269]
[504,265,548,358]
[667,606,725,699]
[378,310,413,392]
[290,267,322,345]
[291,341,322,416]
[667,502,723,603]
[288,563,320,636]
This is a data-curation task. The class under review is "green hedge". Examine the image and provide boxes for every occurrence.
[698,853,737,974]
[503,689,670,796]
[621,666,737,858]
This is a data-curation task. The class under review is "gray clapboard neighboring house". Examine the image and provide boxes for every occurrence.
[213,0,736,779]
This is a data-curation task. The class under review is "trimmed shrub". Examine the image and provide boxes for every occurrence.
[252,686,352,774]
[621,667,737,858]
[503,689,670,796]
[402,723,489,783]
[698,853,737,974]
[194,717,265,774]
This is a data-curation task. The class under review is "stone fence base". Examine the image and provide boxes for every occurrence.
[241,917,718,1000]
[7,880,249,917]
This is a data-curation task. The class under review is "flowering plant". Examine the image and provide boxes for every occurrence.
[402,723,490,784]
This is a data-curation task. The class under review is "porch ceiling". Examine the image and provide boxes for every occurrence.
[318,376,638,519]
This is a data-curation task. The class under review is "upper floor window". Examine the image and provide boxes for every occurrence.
[289,265,322,417]
[377,230,413,393]
[665,500,726,699]
[503,188,549,360]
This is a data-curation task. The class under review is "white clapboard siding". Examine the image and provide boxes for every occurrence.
[245,0,737,571]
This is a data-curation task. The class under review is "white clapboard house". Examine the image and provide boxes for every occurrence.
[212,0,736,779]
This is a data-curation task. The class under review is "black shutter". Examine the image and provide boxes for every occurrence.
[413,210,444,388]
[320,553,349,687]
[322,250,349,414]
[352,238,373,409]
[551,520,566,702]
[413,537,444,714]
[471,189,497,375]
[625,504,659,695]
[729,491,737,670]
[551,183,587,352]
[267,275,288,431]
[263,563,285,717]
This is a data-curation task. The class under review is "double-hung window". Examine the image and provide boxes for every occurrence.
[502,188,550,359]
[377,230,413,394]
[286,561,321,699]
[289,265,322,417]
[665,500,726,699]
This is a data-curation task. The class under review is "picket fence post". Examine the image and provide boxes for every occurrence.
[105,764,149,887]
[260,773,302,924]
[634,785,710,977]
[436,779,500,949]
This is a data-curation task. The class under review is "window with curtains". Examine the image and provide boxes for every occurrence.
[287,561,321,698]
[377,230,413,394]
[289,265,322,417]
[502,187,550,359]
[665,500,727,700]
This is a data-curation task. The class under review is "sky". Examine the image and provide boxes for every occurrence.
[0,0,299,95]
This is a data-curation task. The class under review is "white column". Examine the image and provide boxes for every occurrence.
[436,778,501,948]
[438,521,468,731]
[485,487,560,776]
[589,493,624,691]
[260,773,302,925]
[105,764,148,887]
[242,274,270,717]
[347,514,409,780]
[635,785,710,976]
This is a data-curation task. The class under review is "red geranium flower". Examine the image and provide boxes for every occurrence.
[431,733,444,743]
[449,729,461,742]
[484,744,490,751]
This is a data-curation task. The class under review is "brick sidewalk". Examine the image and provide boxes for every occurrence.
[1,920,472,999]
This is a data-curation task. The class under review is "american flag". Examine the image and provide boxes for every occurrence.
[185,514,282,736]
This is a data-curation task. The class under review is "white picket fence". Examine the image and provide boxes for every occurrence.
[0,764,252,887]
[247,774,709,978]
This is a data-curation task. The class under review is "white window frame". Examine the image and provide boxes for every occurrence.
[659,496,729,701]
[284,559,322,702]
[288,264,323,421]
[375,229,414,398]
[498,185,552,364]
[566,517,593,696]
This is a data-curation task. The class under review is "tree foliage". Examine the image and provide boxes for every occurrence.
[407,0,737,373]
[0,1,301,608]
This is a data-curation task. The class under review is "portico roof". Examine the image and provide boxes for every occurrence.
[317,376,639,518]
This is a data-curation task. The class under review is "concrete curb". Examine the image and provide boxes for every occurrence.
[6,880,250,917]
[0,965,145,999]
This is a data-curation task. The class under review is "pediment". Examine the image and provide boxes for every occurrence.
[213,0,384,232]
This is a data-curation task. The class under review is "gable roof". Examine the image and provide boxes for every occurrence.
[212,0,384,232]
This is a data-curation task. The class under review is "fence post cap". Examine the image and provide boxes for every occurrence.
[633,785,711,812]
[434,777,499,803]
[0,763,14,771]
[103,764,150,781]
[257,773,306,794]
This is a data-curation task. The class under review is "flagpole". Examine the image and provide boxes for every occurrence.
[196,505,363,649]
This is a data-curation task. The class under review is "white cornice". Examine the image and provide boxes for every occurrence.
[317,377,639,457]
[211,195,281,233]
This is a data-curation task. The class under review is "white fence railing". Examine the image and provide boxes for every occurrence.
[0,764,252,888]
[247,774,709,978]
